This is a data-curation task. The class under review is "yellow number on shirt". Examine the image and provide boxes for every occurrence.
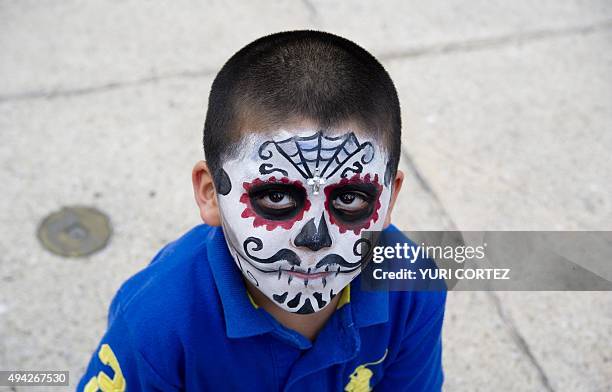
[84,344,126,392]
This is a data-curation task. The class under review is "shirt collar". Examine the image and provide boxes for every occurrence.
[348,224,404,328]
[205,225,390,338]
[350,273,389,328]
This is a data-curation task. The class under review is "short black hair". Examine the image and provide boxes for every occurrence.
[203,30,401,186]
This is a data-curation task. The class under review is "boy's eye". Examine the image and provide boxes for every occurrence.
[327,184,378,223]
[332,192,369,213]
[249,185,306,220]
[258,191,296,210]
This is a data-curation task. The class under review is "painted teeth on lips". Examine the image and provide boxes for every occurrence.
[286,269,332,279]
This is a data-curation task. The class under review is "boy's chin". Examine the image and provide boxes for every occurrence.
[254,271,357,314]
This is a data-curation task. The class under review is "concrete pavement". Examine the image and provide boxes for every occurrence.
[1,1,611,391]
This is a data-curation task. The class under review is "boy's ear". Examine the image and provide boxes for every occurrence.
[192,161,222,226]
[383,169,404,229]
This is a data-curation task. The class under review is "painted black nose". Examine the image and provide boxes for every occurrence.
[294,214,332,251]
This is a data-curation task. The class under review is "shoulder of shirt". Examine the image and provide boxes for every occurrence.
[387,287,447,329]
[98,224,220,389]
[108,224,218,328]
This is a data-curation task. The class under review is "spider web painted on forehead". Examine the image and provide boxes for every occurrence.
[258,131,375,180]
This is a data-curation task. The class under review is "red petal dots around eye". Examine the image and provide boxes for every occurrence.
[240,177,311,231]
[323,173,383,235]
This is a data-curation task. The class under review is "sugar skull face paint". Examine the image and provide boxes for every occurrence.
[217,130,393,314]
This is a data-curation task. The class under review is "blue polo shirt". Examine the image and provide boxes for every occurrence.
[77,224,446,391]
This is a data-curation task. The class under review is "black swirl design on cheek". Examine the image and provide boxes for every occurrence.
[243,237,301,266]
[353,237,372,258]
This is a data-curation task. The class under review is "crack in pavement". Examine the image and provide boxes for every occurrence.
[1,19,610,104]
[402,145,557,391]
[379,19,612,61]
[400,147,457,230]
[301,0,317,22]
[487,291,556,392]
[0,67,217,104]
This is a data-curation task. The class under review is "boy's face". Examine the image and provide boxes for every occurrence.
[216,127,393,314]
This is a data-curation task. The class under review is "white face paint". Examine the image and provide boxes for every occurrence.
[216,129,393,314]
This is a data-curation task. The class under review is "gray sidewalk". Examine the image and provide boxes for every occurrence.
[1,1,611,391]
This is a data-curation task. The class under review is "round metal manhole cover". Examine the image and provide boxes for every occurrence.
[37,206,112,257]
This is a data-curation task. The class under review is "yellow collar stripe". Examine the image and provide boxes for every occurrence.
[336,284,351,309]
[246,291,259,309]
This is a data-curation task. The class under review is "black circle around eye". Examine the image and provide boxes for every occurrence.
[328,184,379,224]
[340,193,356,203]
[248,184,306,221]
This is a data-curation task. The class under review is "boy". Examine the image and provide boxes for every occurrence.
[78,30,446,391]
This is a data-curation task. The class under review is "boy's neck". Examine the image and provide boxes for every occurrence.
[244,279,341,342]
